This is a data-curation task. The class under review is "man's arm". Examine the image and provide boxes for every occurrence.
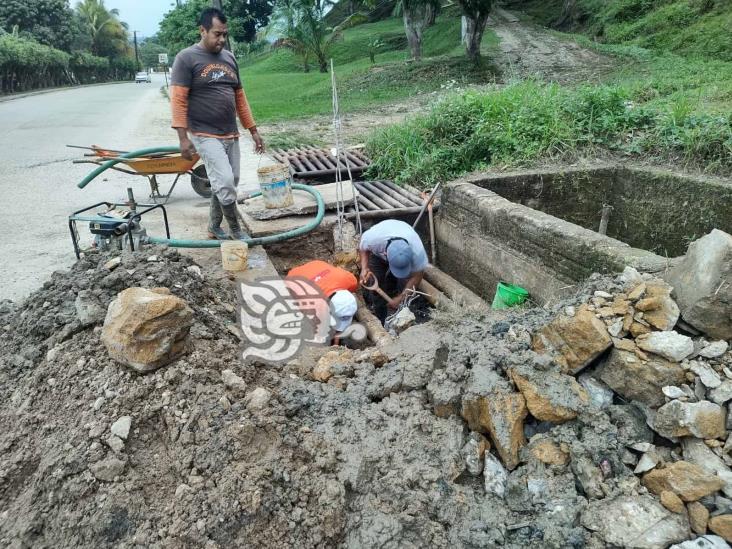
[358,249,372,285]
[389,271,424,309]
[235,89,264,154]
[170,53,196,160]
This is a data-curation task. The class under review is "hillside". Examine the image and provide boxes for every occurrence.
[240,13,500,123]
[510,0,732,61]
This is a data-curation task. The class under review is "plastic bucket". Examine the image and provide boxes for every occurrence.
[491,282,529,309]
[257,163,294,209]
[221,241,249,272]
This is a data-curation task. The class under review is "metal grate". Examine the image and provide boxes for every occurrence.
[271,146,371,181]
[344,180,433,220]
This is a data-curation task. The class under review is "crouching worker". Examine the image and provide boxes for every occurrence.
[287,260,359,345]
[358,219,429,322]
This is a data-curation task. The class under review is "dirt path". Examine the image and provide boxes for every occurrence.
[488,7,617,84]
[261,9,617,147]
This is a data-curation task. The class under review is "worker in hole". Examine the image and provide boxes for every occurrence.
[170,7,264,241]
[358,219,429,322]
[287,260,359,345]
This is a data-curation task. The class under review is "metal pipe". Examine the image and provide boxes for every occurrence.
[412,181,442,229]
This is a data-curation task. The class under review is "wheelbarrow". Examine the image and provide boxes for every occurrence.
[68,144,212,204]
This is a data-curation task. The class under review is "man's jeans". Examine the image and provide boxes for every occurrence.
[190,135,241,232]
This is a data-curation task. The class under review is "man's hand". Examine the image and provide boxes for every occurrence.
[176,128,196,161]
[251,128,265,154]
[387,295,402,310]
[360,269,373,286]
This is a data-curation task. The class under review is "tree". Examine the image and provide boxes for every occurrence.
[0,0,76,51]
[75,0,130,58]
[158,0,208,58]
[139,37,168,69]
[401,0,435,61]
[226,0,275,44]
[456,0,493,62]
[270,0,366,73]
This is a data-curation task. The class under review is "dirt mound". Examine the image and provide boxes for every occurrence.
[1,250,730,548]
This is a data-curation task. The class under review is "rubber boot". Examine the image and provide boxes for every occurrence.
[208,194,228,240]
[221,202,249,240]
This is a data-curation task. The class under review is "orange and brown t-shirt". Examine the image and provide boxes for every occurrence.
[170,44,255,137]
[287,260,358,298]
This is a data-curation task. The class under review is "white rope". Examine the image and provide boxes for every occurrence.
[384,289,420,334]
[330,59,362,245]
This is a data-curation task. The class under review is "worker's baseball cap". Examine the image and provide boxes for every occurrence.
[387,239,413,279]
[330,290,358,333]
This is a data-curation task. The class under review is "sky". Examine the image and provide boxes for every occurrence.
[109,0,173,39]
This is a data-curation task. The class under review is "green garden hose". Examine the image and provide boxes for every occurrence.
[77,146,325,247]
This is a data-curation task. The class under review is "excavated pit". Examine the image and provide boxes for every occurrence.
[435,165,732,304]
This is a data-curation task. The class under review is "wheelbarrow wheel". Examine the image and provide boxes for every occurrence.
[190,165,212,198]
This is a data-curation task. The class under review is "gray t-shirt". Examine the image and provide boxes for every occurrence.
[171,44,242,135]
[359,219,429,274]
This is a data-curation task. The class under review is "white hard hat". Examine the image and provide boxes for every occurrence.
[330,290,357,333]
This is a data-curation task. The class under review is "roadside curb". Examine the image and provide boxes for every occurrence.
[0,80,134,103]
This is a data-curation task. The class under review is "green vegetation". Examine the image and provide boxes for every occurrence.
[365,1,732,186]
[367,79,731,188]
[514,0,732,61]
[0,0,135,94]
[241,15,499,121]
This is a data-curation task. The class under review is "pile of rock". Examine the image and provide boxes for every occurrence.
[524,265,730,543]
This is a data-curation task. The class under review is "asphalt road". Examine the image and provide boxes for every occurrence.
[0,74,261,302]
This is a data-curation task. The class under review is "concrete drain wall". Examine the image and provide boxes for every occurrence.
[435,165,732,304]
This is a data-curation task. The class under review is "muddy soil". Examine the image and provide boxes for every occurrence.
[0,247,661,548]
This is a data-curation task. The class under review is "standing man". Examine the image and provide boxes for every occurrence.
[287,260,359,344]
[170,7,265,240]
[358,219,429,321]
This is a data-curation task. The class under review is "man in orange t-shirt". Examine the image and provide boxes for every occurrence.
[287,260,358,340]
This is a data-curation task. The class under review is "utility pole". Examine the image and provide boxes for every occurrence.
[133,31,141,71]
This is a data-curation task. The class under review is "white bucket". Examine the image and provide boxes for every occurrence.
[221,241,248,272]
[257,163,294,209]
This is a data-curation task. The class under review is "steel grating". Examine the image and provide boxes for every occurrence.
[342,180,435,220]
[271,146,371,181]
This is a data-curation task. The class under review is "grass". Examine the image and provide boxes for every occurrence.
[513,0,732,62]
[240,15,500,122]
[365,2,732,187]
[366,79,732,188]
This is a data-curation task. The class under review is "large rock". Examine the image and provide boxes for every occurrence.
[462,388,527,471]
[636,331,694,362]
[598,348,686,408]
[709,515,732,543]
[581,495,689,548]
[653,400,727,439]
[642,461,725,502]
[532,304,612,375]
[483,453,507,498]
[682,438,732,498]
[671,535,729,549]
[687,501,710,535]
[641,280,681,331]
[509,364,589,423]
[710,381,732,406]
[665,229,732,340]
[101,287,193,373]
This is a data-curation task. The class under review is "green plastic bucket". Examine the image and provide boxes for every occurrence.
[491,282,529,309]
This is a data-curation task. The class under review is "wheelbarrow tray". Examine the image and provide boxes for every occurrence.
[122,154,199,175]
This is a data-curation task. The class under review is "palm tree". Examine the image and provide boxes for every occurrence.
[270,0,366,73]
[76,0,129,57]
